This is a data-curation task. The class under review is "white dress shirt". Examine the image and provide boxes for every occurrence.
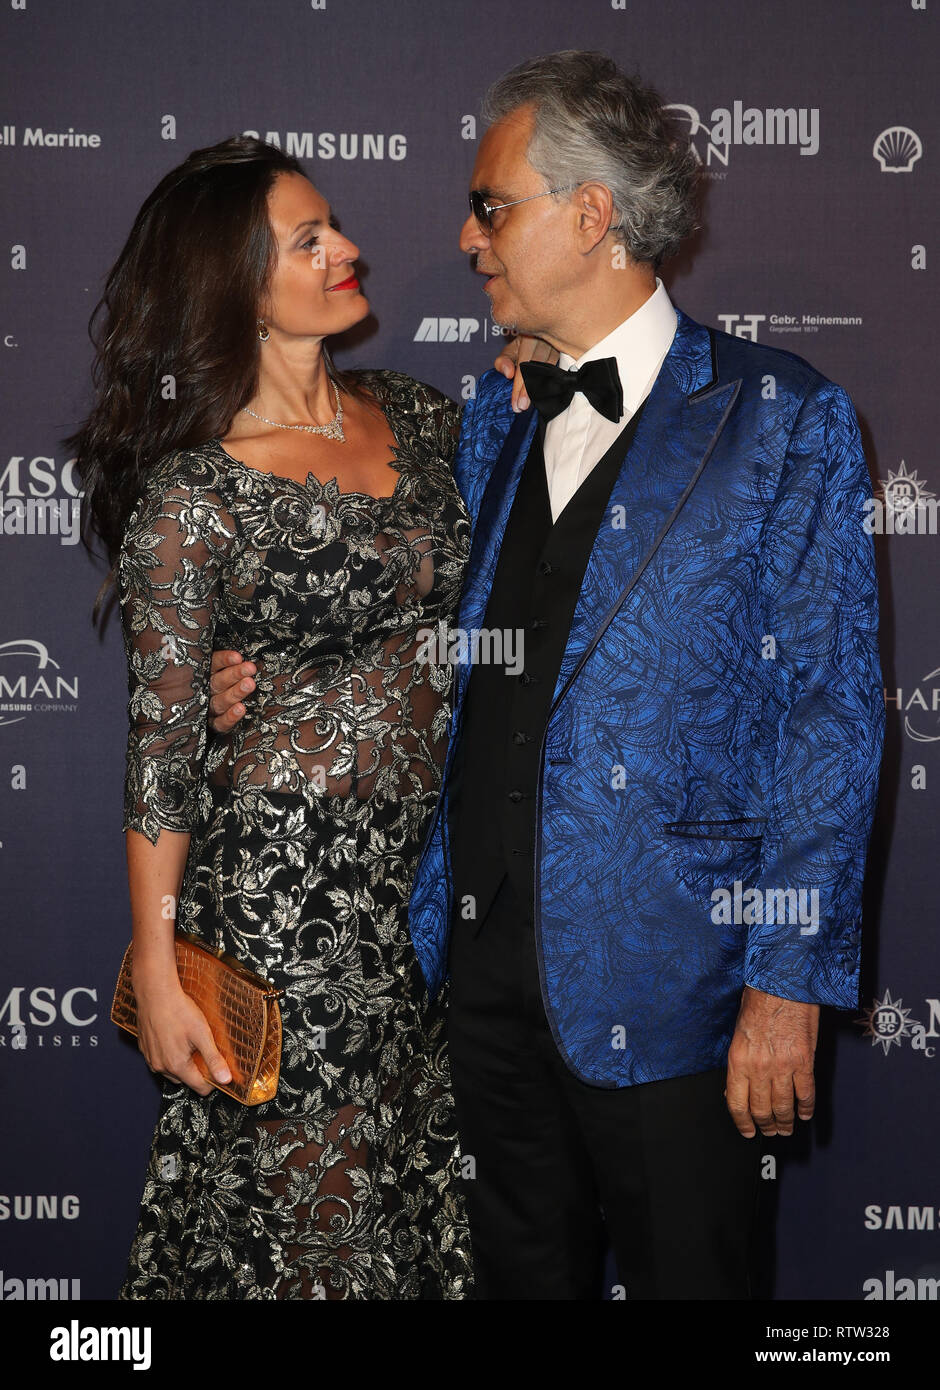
[542,276,678,522]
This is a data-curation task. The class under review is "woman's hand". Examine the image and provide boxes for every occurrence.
[131,963,232,1097]
[209,649,255,734]
[493,333,559,412]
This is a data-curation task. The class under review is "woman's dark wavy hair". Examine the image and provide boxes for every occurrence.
[67,134,368,623]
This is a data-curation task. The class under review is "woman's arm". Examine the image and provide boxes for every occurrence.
[117,461,235,1094]
[125,826,230,1094]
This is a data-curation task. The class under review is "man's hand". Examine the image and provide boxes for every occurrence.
[724,985,819,1138]
[209,649,255,734]
[493,333,558,412]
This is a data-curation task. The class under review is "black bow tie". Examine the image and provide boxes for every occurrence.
[520,356,624,424]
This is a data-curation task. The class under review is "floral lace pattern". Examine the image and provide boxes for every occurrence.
[116,370,473,1299]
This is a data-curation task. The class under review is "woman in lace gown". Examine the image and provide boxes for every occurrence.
[70,136,487,1299]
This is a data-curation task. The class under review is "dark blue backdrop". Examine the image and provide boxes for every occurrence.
[0,0,936,1302]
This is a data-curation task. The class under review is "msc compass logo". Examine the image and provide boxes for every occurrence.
[856,991,939,1057]
[863,460,937,536]
[880,461,935,516]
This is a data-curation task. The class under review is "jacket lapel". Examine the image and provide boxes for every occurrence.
[452,405,538,709]
[549,309,741,714]
[449,309,742,724]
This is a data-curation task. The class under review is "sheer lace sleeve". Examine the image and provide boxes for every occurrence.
[424,386,462,465]
[117,455,236,846]
[355,370,462,468]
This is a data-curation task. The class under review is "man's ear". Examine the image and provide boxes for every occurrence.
[574,181,618,253]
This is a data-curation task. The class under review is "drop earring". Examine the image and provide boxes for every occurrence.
[257,318,270,341]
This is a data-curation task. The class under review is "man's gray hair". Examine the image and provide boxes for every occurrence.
[481,50,700,267]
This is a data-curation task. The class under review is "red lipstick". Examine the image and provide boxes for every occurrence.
[328,275,360,292]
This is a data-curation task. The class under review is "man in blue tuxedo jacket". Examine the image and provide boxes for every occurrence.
[408,51,883,1299]
[209,51,883,1300]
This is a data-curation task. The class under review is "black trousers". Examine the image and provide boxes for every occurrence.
[446,872,763,1300]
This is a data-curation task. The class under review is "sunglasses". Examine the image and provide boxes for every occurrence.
[468,186,568,234]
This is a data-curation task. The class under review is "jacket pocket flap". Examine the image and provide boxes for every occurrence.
[663,817,765,840]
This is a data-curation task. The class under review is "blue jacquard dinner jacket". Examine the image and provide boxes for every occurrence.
[407,305,884,1087]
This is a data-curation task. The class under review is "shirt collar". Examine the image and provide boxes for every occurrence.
[557,276,678,417]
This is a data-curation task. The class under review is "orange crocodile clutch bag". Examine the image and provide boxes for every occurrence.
[111,930,283,1106]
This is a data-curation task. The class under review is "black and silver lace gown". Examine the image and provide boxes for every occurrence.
[116,370,472,1300]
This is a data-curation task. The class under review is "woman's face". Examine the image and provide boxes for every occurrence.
[259,171,370,340]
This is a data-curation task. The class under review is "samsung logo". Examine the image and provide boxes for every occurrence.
[0,1195,80,1221]
[241,130,406,160]
[864,1204,938,1231]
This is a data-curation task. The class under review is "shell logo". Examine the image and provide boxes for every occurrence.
[872,126,923,172]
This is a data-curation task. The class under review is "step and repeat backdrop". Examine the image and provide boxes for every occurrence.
[0,0,936,1302]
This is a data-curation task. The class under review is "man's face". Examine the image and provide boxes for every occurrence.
[459,103,576,339]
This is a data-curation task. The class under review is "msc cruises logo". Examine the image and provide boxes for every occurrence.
[879,460,936,519]
[856,991,940,1057]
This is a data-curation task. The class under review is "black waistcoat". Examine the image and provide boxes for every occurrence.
[448,396,649,930]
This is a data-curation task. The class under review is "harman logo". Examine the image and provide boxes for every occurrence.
[884,670,940,742]
[872,126,922,173]
[856,991,940,1056]
[241,129,406,161]
[0,640,79,726]
[664,99,819,177]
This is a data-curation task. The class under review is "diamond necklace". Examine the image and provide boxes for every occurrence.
[240,380,345,443]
